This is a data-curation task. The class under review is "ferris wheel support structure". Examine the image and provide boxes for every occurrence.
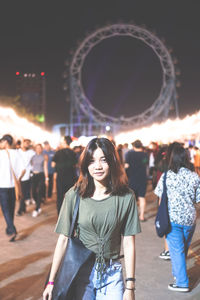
[67,23,179,137]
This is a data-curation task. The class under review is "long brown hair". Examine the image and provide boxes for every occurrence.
[75,137,129,197]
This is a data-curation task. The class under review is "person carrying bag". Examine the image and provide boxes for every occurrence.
[155,172,171,237]
[154,144,200,293]
[7,149,23,202]
[43,137,141,300]
[0,134,25,242]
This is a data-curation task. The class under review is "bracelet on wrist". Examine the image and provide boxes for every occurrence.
[125,277,136,282]
[48,281,54,285]
[125,287,135,291]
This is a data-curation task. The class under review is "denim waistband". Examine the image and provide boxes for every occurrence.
[104,255,124,266]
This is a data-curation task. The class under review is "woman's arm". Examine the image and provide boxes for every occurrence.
[43,234,68,300]
[123,235,135,300]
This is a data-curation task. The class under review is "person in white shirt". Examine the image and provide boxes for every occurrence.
[0,134,25,242]
[17,139,35,216]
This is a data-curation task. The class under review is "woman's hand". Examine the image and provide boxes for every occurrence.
[123,236,136,300]
[42,235,68,300]
[43,283,54,300]
[123,289,135,300]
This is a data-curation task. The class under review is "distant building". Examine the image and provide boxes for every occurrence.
[16,72,46,124]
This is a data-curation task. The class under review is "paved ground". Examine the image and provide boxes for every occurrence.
[0,183,200,300]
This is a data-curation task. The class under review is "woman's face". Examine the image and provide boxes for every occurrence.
[88,147,110,185]
[35,145,42,154]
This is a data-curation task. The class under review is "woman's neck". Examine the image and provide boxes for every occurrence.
[92,180,109,200]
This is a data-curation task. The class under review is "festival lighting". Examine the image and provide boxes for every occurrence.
[1,106,200,149]
[105,125,111,131]
[16,71,20,76]
[0,106,59,148]
[41,72,45,76]
[70,136,97,148]
[115,111,200,147]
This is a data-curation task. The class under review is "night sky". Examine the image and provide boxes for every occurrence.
[0,0,199,130]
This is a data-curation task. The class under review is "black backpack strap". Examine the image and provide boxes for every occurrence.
[69,192,80,238]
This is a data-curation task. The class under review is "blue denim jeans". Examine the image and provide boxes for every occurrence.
[73,259,124,300]
[18,179,31,213]
[0,187,17,235]
[166,222,195,287]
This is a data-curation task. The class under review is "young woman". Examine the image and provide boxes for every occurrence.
[155,143,200,292]
[158,142,180,261]
[31,144,48,217]
[43,137,141,300]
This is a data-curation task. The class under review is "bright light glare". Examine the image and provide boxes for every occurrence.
[115,111,200,146]
[2,106,200,149]
[0,106,59,148]
[70,136,97,148]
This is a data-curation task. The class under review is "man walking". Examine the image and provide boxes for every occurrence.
[17,139,35,215]
[0,134,25,241]
[125,139,148,221]
[52,136,77,214]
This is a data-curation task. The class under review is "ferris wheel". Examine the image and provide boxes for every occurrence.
[67,23,179,136]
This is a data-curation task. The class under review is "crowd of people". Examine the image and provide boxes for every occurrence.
[0,134,80,242]
[0,133,200,298]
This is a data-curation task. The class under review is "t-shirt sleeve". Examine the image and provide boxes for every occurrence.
[55,187,76,236]
[14,151,26,179]
[154,173,164,198]
[122,193,141,236]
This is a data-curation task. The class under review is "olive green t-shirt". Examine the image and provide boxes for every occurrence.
[55,187,141,259]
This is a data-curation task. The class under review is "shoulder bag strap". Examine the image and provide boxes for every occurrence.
[163,172,168,204]
[69,192,80,238]
[163,171,167,192]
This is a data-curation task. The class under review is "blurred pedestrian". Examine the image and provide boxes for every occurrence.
[156,143,177,260]
[125,139,148,221]
[0,134,25,241]
[52,136,77,214]
[17,139,35,215]
[31,144,48,217]
[73,145,83,178]
[43,141,55,200]
[117,144,124,165]
[122,143,129,163]
[155,144,200,292]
